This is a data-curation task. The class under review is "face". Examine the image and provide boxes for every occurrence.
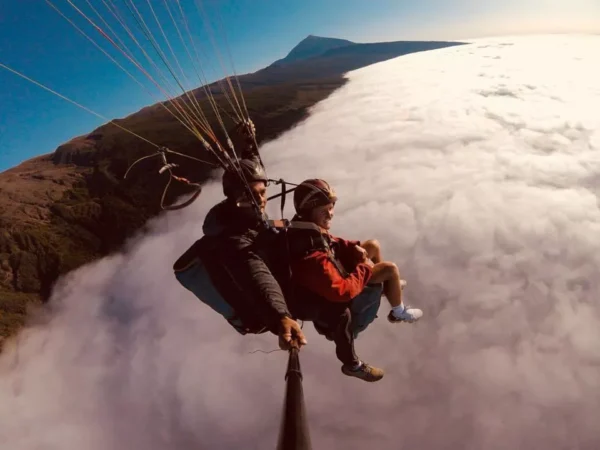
[244,180,267,212]
[308,202,335,230]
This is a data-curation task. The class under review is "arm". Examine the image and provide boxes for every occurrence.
[240,141,259,161]
[220,231,293,327]
[334,236,361,249]
[331,236,363,267]
[241,247,292,321]
[237,245,307,347]
[291,251,373,303]
[234,120,259,160]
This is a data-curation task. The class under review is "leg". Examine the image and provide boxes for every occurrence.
[292,294,384,382]
[361,239,382,264]
[317,303,359,365]
[288,292,355,357]
[318,303,384,382]
[369,262,423,323]
[369,262,403,307]
[349,283,383,339]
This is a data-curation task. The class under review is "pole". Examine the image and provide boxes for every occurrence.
[276,347,312,450]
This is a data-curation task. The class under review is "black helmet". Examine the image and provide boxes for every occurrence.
[222,158,268,199]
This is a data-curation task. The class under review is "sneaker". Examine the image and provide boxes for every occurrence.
[341,362,384,382]
[388,306,423,323]
[388,279,422,323]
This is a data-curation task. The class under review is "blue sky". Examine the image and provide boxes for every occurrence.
[1,0,599,172]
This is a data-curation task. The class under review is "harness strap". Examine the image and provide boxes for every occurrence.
[268,219,350,279]
[280,180,286,220]
[267,219,324,232]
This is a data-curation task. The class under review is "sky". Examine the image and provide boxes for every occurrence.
[0,0,599,172]
[1,35,600,449]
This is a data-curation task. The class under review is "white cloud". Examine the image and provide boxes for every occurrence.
[2,35,600,450]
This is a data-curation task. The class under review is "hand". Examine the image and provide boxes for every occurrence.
[278,316,308,351]
[352,245,369,263]
[236,119,256,141]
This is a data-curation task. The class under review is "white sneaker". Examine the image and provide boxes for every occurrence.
[388,281,423,323]
[388,306,423,323]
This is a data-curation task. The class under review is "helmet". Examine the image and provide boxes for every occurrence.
[222,158,268,199]
[293,179,337,215]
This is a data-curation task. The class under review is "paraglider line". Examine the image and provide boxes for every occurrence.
[248,348,284,355]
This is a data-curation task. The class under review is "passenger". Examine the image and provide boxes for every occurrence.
[289,178,423,327]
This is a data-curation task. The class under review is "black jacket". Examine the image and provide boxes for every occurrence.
[175,198,291,335]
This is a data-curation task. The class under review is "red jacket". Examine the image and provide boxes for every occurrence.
[290,235,373,303]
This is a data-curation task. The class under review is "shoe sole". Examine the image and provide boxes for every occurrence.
[389,319,420,324]
[341,368,384,382]
[388,315,421,324]
[342,373,384,382]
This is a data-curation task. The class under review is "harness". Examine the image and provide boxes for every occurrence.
[173,234,269,335]
[268,219,350,279]
[172,180,349,334]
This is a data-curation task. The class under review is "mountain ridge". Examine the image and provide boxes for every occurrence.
[269,34,356,67]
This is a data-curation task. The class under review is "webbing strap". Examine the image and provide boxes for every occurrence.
[267,219,324,233]
[280,180,287,219]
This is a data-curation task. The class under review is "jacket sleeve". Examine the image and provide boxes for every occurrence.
[241,247,291,319]
[331,236,362,267]
[291,250,373,303]
[223,236,291,332]
[335,236,361,249]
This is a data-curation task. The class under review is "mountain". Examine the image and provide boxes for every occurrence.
[244,38,464,86]
[269,35,355,67]
[0,35,467,349]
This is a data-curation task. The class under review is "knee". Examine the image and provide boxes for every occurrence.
[380,261,399,277]
[362,239,380,252]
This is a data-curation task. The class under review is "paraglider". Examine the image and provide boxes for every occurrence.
[289,178,424,325]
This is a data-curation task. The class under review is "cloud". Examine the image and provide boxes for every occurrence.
[2,35,600,450]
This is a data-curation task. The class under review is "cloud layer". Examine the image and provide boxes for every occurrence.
[2,35,600,450]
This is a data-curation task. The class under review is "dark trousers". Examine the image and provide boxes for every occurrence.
[288,294,359,366]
